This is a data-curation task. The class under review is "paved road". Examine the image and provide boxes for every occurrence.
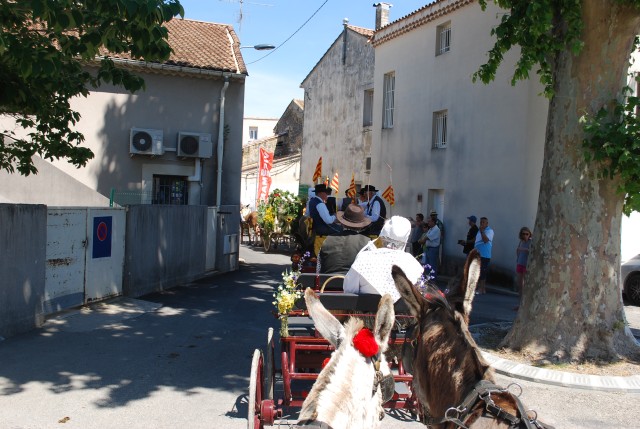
[0,244,637,428]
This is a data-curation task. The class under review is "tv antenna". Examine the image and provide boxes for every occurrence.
[219,0,273,33]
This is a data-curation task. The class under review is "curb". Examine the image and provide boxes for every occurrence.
[471,323,640,393]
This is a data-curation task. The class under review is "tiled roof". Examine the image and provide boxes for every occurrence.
[372,0,474,47]
[347,24,374,38]
[106,18,247,75]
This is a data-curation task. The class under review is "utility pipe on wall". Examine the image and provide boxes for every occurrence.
[216,76,230,208]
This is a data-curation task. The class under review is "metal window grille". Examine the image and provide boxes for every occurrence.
[383,73,395,129]
[363,89,374,127]
[433,111,448,148]
[438,24,451,55]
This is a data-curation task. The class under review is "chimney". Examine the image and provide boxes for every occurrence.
[373,2,392,30]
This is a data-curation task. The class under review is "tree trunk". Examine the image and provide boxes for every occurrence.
[502,0,640,360]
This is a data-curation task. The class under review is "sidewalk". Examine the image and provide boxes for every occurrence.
[436,275,640,393]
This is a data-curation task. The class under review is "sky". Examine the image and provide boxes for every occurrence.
[178,0,430,118]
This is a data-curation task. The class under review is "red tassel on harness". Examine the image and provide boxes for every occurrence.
[322,357,331,369]
[353,328,379,358]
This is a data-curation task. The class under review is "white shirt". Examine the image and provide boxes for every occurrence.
[343,246,424,302]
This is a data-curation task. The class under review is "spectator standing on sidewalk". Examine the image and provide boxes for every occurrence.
[410,213,425,256]
[474,217,494,295]
[514,226,532,310]
[458,215,479,255]
[422,217,441,279]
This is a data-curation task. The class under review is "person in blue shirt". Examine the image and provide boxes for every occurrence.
[308,183,342,256]
[474,217,494,295]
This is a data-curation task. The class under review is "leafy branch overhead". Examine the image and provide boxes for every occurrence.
[474,0,640,214]
[0,0,184,175]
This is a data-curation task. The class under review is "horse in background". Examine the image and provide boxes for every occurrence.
[391,249,553,429]
[240,205,259,245]
[294,288,396,429]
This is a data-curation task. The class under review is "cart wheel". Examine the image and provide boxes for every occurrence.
[248,349,264,429]
[263,235,271,252]
[265,327,275,400]
[281,350,292,406]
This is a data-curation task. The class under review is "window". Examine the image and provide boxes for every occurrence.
[363,89,374,127]
[153,175,189,205]
[382,72,395,129]
[365,156,372,172]
[249,126,258,140]
[433,110,448,148]
[436,22,451,56]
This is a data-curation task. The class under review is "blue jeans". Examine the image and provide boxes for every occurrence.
[423,246,439,279]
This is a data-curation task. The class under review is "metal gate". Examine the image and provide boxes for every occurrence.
[44,208,125,315]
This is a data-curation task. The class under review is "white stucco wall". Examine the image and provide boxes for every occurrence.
[0,69,246,208]
[242,117,278,147]
[300,27,375,188]
[370,1,548,275]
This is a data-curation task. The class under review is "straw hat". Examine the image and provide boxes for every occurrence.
[336,204,371,230]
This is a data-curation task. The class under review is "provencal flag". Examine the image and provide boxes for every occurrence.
[312,157,323,183]
[347,173,357,198]
[330,172,339,194]
[382,185,395,206]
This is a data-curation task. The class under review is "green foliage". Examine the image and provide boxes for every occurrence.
[581,84,640,215]
[257,189,303,234]
[0,0,184,175]
[473,0,584,98]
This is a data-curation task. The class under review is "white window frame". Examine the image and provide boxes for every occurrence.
[433,110,448,149]
[436,22,451,56]
[363,88,374,127]
[249,126,258,140]
[382,72,395,129]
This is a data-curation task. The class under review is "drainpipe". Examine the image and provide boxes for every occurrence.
[216,76,230,208]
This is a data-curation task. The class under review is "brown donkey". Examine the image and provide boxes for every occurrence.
[392,249,553,429]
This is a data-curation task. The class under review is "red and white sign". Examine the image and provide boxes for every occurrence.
[256,147,274,203]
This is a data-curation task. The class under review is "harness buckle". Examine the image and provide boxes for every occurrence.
[444,406,469,429]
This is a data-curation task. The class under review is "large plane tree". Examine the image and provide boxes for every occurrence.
[0,0,183,175]
[474,0,640,361]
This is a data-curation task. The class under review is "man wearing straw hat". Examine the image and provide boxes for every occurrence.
[318,204,371,274]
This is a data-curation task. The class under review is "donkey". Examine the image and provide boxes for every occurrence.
[392,249,552,429]
[295,288,396,429]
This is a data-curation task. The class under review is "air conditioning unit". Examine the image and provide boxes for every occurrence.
[177,132,213,158]
[130,128,164,155]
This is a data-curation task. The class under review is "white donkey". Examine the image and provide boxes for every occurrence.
[294,288,396,429]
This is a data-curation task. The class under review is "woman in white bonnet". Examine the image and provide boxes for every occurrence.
[342,216,424,302]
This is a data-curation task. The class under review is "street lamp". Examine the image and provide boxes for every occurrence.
[240,44,275,51]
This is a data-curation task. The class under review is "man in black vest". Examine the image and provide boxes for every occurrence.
[362,185,387,238]
[308,183,342,256]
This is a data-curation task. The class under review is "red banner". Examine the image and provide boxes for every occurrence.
[256,147,274,203]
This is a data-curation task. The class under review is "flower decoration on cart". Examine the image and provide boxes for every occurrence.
[273,251,310,337]
[257,188,303,236]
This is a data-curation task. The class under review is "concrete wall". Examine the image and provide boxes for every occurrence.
[300,27,375,188]
[0,204,47,338]
[0,69,245,209]
[370,1,548,279]
[123,205,208,297]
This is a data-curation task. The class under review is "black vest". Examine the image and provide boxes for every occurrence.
[366,195,386,236]
[309,197,334,236]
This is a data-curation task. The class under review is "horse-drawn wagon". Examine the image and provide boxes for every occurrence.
[256,189,304,252]
[247,267,420,429]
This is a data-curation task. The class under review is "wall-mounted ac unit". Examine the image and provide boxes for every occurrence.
[177,132,213,158]
[130,128,164,155]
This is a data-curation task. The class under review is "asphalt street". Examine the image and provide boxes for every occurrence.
[0,244,638,428]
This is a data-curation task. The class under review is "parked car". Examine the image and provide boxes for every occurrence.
[621,254,640,306]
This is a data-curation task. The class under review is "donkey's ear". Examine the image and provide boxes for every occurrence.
[304,288,345,347]
[461,249,481,317]
[391,265,424,317]
[374,294,395,348]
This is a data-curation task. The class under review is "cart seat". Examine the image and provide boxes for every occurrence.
[296,273,345,292]
[293,293,409,314]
